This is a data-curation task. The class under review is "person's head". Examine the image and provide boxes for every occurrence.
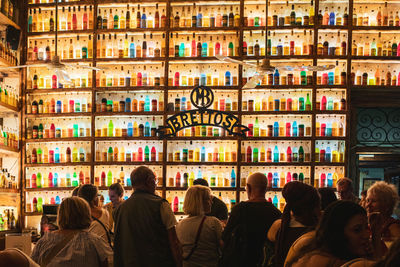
[318,187,338,210]
[282,181,321,226]
[193,178,209,187]
[57,196,92,230]
[71,185,81,196]
[337,177,355,200]
[374,238,400,267]
[109,183,124,206]
[131,166,157,193]
[315,201,369,260]
[78,184,99,208]
[0,249,39,267]
[246,172,268,200]
[366,181,399,218]
[183,185,212,216]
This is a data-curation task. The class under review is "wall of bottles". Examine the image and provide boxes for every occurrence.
[27,0,391,227]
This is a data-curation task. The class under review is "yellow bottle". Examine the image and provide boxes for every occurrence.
[279,197,286,212]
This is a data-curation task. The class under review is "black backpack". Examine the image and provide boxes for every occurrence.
[219,205,249,267]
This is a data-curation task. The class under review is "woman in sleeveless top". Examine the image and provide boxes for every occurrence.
[267,181,321,267]
[286,201,379,267]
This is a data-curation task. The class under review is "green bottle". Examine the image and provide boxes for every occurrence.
[72,172,78,187]
[299,146,304,162]
[107,170,113,186]
[73,124,79,137]
[253,147,259,163]
[37,172,42,188]
[38,197,43,213]
[299,97,305,111]
[254,117,260,137]
[301,70,307,85]
[108,120,114,137]
[144,145,150,162]
[305,93,312,111]
[114,13,119,29]
[37,148,43,163]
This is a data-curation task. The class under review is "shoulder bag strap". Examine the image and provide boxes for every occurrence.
[92,216,113,249]
[183,216,207,261]
[41,231,79,267]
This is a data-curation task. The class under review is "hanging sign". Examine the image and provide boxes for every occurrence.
[157,85,249,138]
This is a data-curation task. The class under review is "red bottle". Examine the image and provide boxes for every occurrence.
[175,172,181,187]
[246,146,252,162]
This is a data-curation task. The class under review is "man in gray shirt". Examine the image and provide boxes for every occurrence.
[114,166,182,267]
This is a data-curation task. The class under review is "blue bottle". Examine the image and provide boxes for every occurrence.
[56,101,62,113]
[328,71,334,85]
[127,122,133,137]
[197,169,202,179]
[54,147,60,163]
[130,42,135,58]
[327,97,334,110]
[181,97,187,111]
[201,42,208,57]
[145,96,150,111]
[273,122,279,137]
[225,71,231,86]
[125,97,131,112]
[273,145,279,162]
[292,121,298,137]
[327,173,333,187]
[141,13,147,28]
[197,11,203,27]
[325,146,332,162]
[230,168,236,187]
[200,73,206,85]
[326,123,332,137]
[201,146,206,162]
[53,172,58,187]
[144,121,150,136]
[179,42,185,57]
[329,12,335,25]
[273,172,279,188]
[273,69,280,85]
[55,195,61,205]
[28,13,33,32]
[272,195,279,208]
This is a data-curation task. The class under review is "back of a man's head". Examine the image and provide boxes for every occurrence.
[131,166,155,189]
[247,172,268,198]
[337,177,353,189]
[193,178,209,187]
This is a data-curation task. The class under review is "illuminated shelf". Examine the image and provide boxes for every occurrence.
[0,101,19,113]
[25,137,92,143]
[96,57,166,62]
[28,0,95,8]
[25,162,91,167]
[166,136,238,141]
[245,137,312,141]
[242,111,313,115]
[25,112,91,118]
[168,56,240,62]
[351,56,400,61]
[264,25,314,30]
[240,162,311,166]
[95,86,164,92]
[98,186,135,191]
[314,110,347,114]
[166,187,236,191]
[353,26,400,31]
[249,85,314,89]
[352,85,400,90]
[95,137,160,141]
[27,29,94,37]
[167,111,239,115]
[26,88,93,94]
[94,112,164,116]
[167,162,237,166]
[317,25,348,30]
[0,58,20,75]
[313,162,346,166]
[314,136,347,140]
[0,145,20,156]
[97,28,167,33]
[316,56,348,60]
[94,161,162,165]
[170,27,239,32]
[26,59,93,65]
[98,0,166,3]
[25,187,76,192]
[266,55,314,60]
[0,188,19,193]
[315,85,347,89]
[168,86,239,90]
[0,11,20,30]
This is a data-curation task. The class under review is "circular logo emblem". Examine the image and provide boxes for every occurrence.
[190,85,214,109]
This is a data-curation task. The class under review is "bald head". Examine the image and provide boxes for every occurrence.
[246,173,268,201]
[247,172,268,188]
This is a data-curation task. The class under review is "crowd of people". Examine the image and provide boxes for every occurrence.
[1,166,400,267]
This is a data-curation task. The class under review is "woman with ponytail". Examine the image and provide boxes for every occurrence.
[267,181,321,267]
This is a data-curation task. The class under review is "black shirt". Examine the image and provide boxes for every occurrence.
[222,201,282,267]
[207,196,228,221]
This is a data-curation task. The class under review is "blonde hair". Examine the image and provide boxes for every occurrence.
[183,185,211,216]
[57,196,92,230]
[367,181,399,217]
